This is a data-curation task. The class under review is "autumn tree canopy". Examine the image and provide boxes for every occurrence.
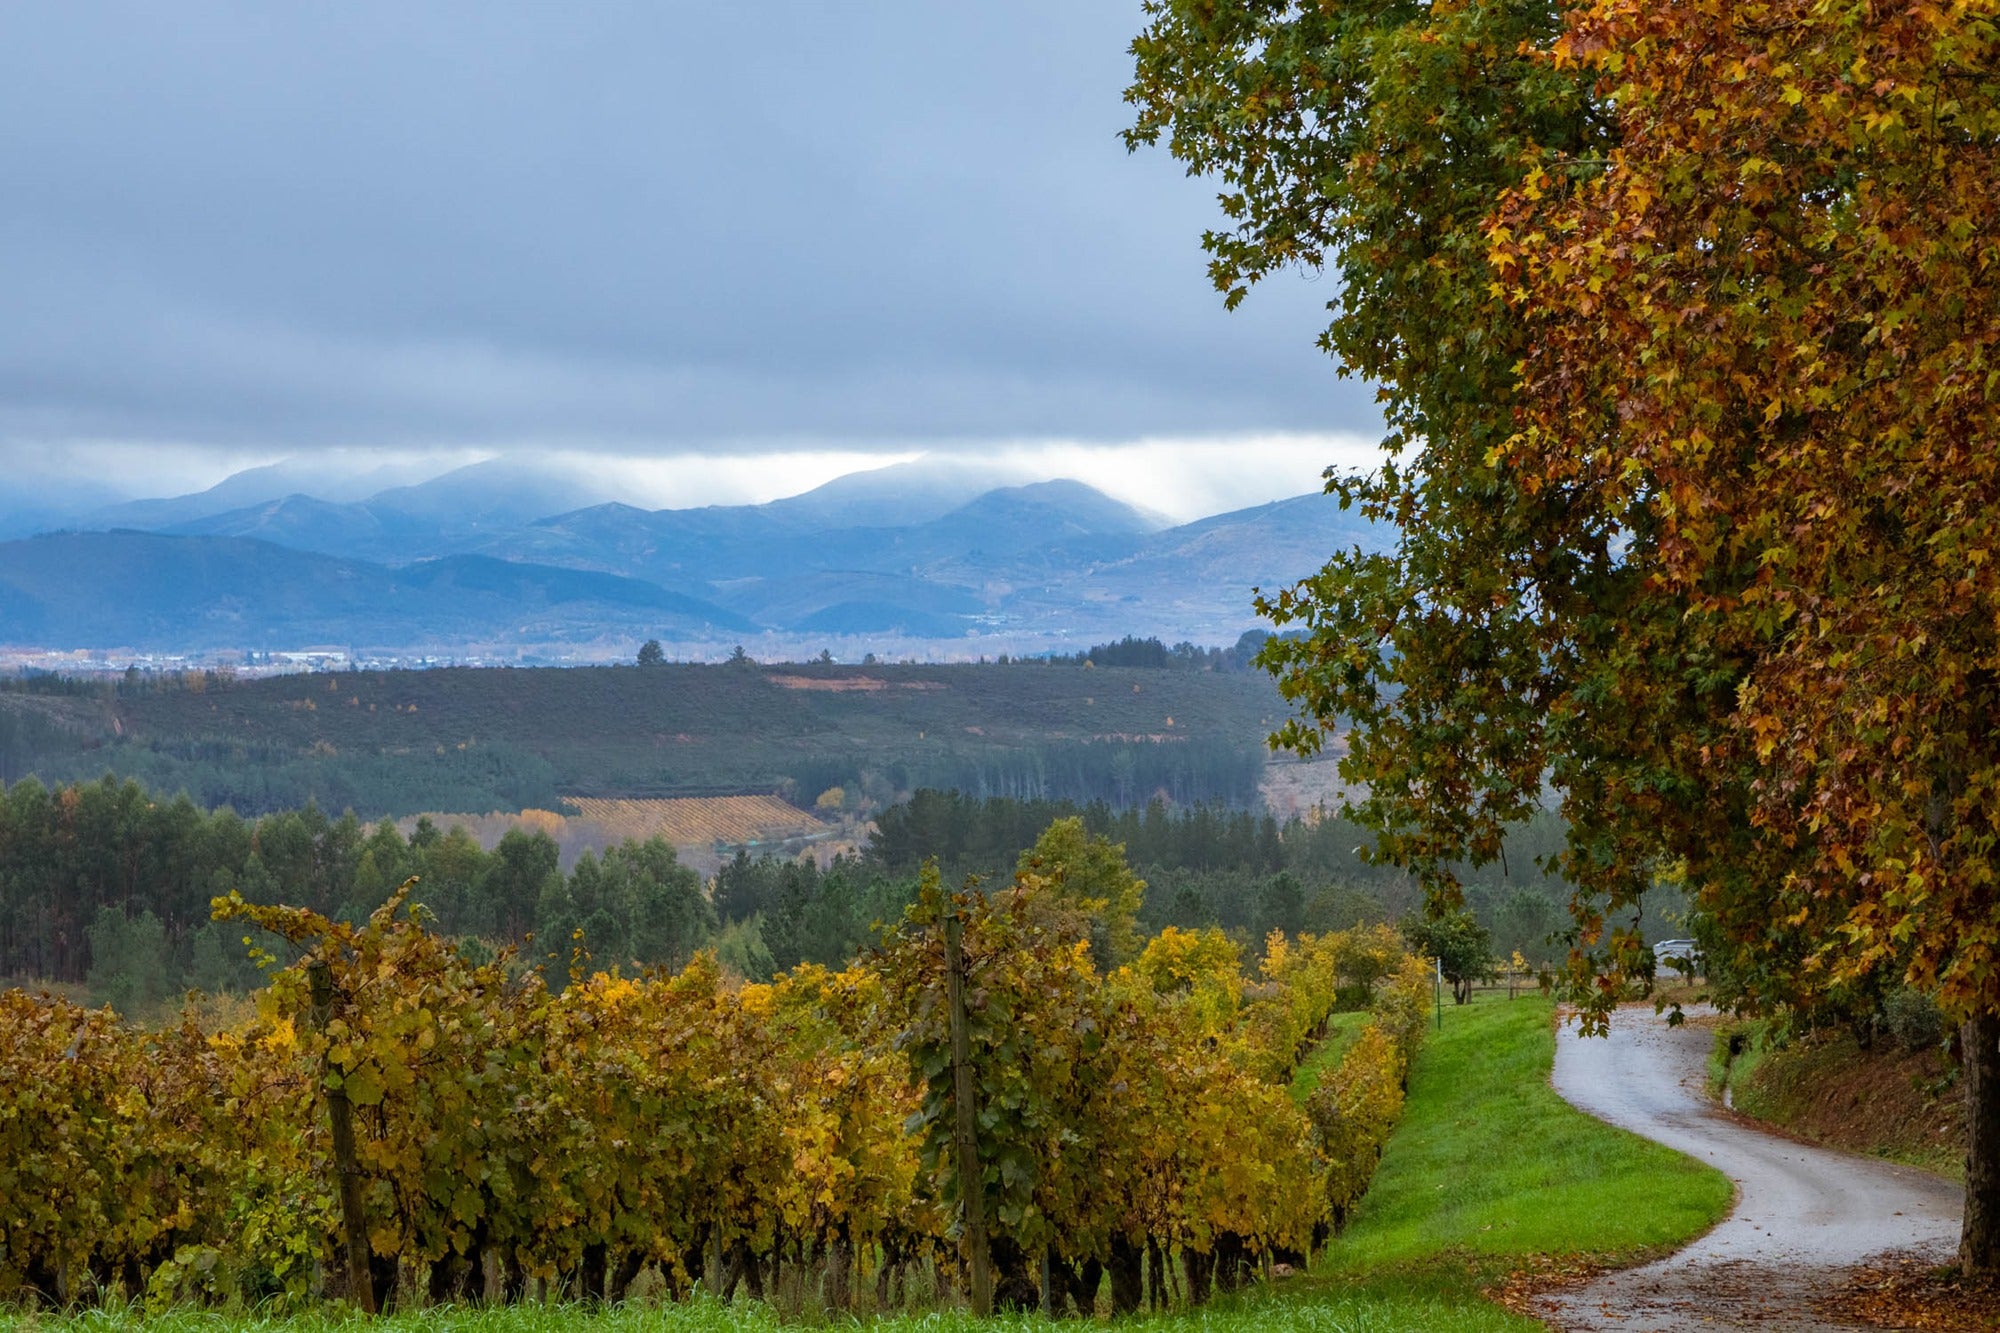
[1129,0,2000,1272]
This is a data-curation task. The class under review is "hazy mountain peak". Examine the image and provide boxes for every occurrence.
[941,478,1163,537]
[529,500,656,527]
[79,457,454,532]
[763,457,1037,530]
[365,458,618,526]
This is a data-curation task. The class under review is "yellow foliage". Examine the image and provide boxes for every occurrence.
[1307,1023,1406,1226]
[516,808,568,834]
[1132,926,1244,1034]
[1015,816,1147,964]
[1373,953,1435,1073]
[0,872,1428,1308]
[565,795,826,846]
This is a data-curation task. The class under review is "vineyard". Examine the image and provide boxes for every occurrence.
[563,796,830,848]
[0,864,1429,1317]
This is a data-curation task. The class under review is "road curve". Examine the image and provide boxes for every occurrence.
[1535,1006,1962,1332]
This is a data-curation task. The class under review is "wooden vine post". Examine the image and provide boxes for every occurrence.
[942,907,992,1315]
[308,959,377,1314]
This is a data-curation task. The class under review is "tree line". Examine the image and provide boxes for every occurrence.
[1,774,1623,1013]
[1041,631,1276,671]
[869,789,1621,964]
[0,777,710,1006]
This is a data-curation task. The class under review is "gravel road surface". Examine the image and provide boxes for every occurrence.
[1536,1006,1963,1331]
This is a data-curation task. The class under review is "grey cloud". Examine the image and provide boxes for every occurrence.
[0,2,1379,456]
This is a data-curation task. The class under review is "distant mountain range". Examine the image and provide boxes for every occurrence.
[0,458,1383,655]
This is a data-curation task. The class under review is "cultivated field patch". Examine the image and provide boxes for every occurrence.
[564,795,829,846]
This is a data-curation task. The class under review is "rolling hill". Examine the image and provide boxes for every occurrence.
[0,661,1292,817]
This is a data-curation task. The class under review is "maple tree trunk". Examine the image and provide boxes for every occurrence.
[1963,1011,2000,1278]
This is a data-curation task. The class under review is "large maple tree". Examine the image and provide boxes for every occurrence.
[1129,0,2000,1271]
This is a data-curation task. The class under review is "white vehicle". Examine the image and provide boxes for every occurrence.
[1652,938,1702,974]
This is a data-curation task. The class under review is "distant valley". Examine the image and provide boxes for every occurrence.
[0,457,1382,658]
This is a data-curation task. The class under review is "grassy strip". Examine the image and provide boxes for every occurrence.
[1299,992,1732,1330]
[1708,1016,1772,1100]
[8,994,1729,1332]
[1288,1010,1372,1103]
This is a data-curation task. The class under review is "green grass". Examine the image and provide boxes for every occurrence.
[1289,1010,1372,1103]
[1298,993,1734,1329]
[1708,1015,1775,1099]
[0,1297,1533,1333]
[7,994,1730,1332]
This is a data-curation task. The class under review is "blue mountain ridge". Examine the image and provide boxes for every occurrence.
[0,465,1384,652]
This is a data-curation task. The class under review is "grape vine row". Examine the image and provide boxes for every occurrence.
[0,872,1427,1314]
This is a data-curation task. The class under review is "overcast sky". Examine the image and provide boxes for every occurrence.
[0,3,1384,517]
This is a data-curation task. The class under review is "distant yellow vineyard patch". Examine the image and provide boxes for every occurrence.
[563,795,829,846]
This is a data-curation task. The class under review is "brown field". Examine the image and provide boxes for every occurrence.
[562,794,830,846]
[767,674,946,692]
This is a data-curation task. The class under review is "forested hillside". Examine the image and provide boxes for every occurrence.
[0,658,1281,818]
[0,774,1641,1013]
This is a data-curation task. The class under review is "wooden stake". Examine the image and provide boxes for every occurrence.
[309,959,377,1314]
[943,909,992,1315]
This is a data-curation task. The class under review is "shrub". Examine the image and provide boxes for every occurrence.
[1882,987,1948,1052]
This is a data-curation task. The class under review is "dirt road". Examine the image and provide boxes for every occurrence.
[1536,1006,1962,1332]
